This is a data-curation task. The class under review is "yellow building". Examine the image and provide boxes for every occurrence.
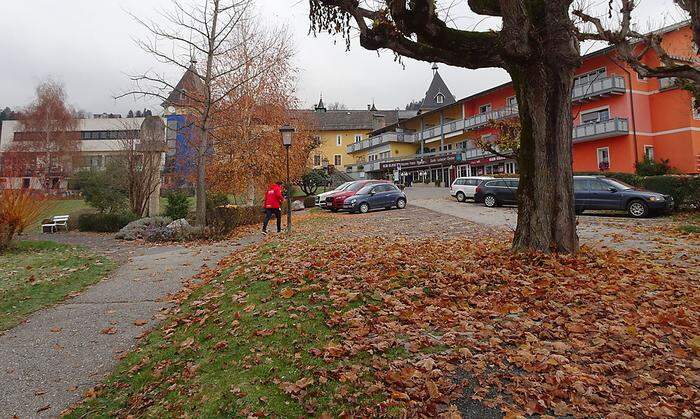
[309,97,417,179]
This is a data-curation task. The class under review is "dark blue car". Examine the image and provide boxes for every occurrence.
[574,176,673,218]
[342,183,407,213]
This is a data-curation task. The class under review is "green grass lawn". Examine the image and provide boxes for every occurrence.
[0,241,115,331]
[66,240,377,418]
[27,199,91,232]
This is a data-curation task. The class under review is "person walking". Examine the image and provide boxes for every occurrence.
[262,182,284,235]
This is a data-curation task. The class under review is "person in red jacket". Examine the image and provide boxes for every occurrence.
[262,182,284,234]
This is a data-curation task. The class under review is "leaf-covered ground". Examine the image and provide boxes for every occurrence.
[67,208,699,418]
[0,241,115,331]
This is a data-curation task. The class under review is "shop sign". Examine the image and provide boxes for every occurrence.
[468,155,508,166]
[380,153,458,170]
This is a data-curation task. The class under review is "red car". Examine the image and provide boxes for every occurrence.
[324,180,389,212]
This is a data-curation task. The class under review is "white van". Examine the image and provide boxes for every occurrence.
[450,176,493,202]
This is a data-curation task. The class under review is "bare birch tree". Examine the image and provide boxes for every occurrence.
[120,0,272,226]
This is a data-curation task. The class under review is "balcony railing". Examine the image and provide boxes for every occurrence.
[420,119,466,142]
[659,77,678,90]
[572,117,629,143]
[572,75,626,102]
[464,106,519,131]
[346,131,417,153]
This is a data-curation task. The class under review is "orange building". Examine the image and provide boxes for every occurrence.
[346,21,699,185]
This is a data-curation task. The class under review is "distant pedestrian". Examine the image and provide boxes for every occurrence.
[262,182,284,235]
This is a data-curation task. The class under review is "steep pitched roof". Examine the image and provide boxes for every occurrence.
[163,64,206,108]
[419,69,456,113]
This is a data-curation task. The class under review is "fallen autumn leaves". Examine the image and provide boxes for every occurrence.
[66,210,699,418]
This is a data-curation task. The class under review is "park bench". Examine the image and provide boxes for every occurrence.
[41,215,70,234]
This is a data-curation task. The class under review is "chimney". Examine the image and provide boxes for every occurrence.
[372,113,386,130]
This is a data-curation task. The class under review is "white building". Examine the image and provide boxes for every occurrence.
[0,116,164,192]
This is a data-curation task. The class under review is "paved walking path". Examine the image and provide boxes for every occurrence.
[0,234,260,418]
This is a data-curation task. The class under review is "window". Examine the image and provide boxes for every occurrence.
[355,134,362,143]
[479,104,492,114]
[22,178,30,189]
[597,147,610,169]
[581,108,610,124]
[436,93,444,104]
[505,162,518,174]
[314,155,321,166]
[573,178,589,192]
[590,180,607,191]
[574,68,606,86]
[336,135,342,146]
[644,146,654,161]
[109,131,119,139]
[334,154,342,166]
[506,96,517,108]
[693,98,700,119]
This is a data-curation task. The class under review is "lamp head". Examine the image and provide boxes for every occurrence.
[280,125,295,147]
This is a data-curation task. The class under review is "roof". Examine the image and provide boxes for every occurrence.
[419,69,456,112]
[307,110,402,131]
[163,63,206,108]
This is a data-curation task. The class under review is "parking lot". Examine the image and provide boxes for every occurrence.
[404,185,699,262]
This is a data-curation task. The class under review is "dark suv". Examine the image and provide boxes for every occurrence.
[573,176,673,218]
[474,178,519,207]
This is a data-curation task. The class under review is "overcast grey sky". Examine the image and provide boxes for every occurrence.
[0,0,689,115]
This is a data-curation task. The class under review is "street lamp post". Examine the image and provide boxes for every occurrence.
[279,125,295,233]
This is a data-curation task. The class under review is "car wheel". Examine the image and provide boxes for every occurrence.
[359,203,370,214]
[456,192,466,202]
[627,200,649,218]
[484,194,497,208]
[396,198,407,209]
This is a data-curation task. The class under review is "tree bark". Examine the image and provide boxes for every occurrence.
[195,128,208,226]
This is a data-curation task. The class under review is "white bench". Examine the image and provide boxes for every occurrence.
[42,215,70,234]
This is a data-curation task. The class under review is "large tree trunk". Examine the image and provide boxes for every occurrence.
[502,3,581,253]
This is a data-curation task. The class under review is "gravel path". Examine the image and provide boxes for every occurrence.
[0,234,261,418]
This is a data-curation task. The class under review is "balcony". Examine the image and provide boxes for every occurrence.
[347,131,417,153]
[420,119,466,142]
[464,106,519,131]
[572,75,626,102]
[659,77,678,90]
[572,117,629,143]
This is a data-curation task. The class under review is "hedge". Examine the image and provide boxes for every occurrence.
[78,213,138,233]
[207,205,266,236]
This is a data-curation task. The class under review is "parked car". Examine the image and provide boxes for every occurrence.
[324,180,387,212]
[474,178,519,207]
[343,183,407,213]
[573,176,673,218]
[450,176,493,202]
[315,181,353,208]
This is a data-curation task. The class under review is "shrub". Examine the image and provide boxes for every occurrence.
[0,189,46,251]
[207,205,265,236]
[78,212,138,233]
[635,158,674,176]
[297,170,330,196]
[639,175,699,209]
[74,169,128,213]
[164,191,190,220]
[115,216,173,240]
[206,192,230,212]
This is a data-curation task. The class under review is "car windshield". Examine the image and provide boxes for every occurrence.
[357,185,375,195]
[336,182,352,191]
[347,182,370,192]
[604,179,633,190]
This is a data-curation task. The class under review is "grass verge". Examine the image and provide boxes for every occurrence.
[0,241,115,331]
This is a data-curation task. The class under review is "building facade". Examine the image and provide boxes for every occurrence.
[0,116,152,191]
[345,22,699,185]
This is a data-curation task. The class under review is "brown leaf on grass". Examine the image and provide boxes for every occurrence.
[213,341,229,351]
[50,326,61,333]
[426,380,440,399]
[180,337,195,349]
[133,319,148,326]
[280,288,295,298]
[255,329,274,337]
